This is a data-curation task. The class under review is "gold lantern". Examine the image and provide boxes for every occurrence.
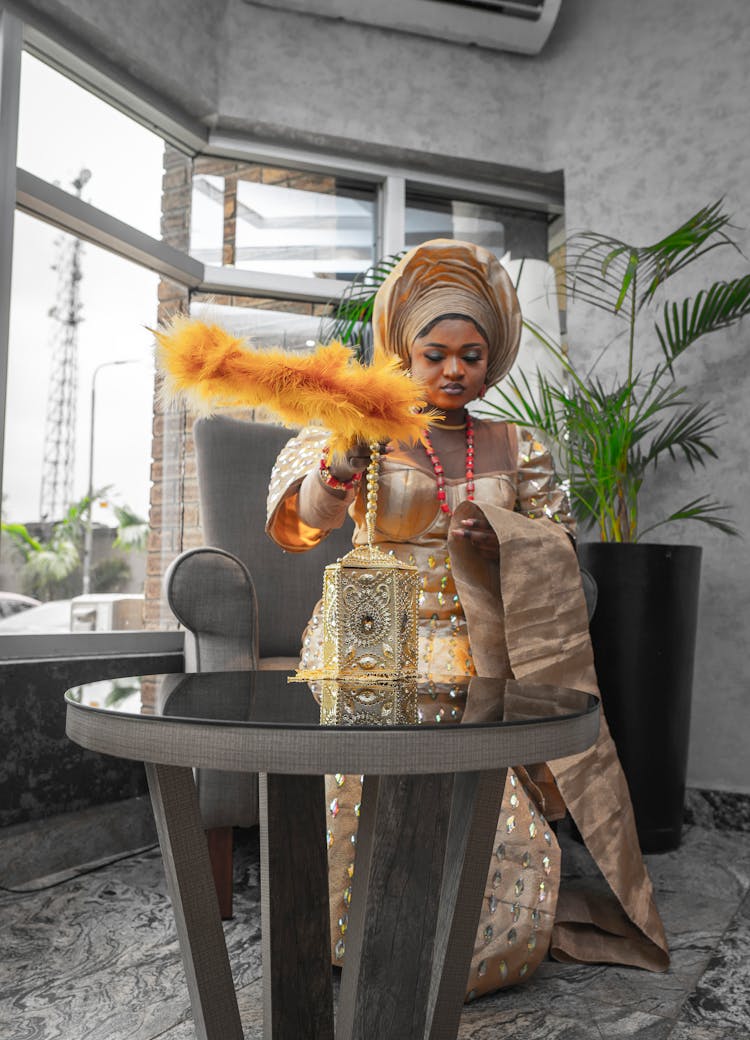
[293,444,419,725]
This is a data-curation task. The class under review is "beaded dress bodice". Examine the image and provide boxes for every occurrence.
[267,419,574,708]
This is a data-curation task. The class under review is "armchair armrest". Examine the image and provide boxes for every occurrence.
[580,566,598,621]
[164,547,259,672]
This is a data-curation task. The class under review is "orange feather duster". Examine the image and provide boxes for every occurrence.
[154,315,435,455]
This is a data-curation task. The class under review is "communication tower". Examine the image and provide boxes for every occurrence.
[39,169,91,521]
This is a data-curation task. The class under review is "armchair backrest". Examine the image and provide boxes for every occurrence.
[193,416,353,660]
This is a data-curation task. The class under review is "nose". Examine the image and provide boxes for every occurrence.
[444,355,464,379]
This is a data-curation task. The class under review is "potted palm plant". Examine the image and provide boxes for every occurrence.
[320,204,750,852]
[481,201,749,851]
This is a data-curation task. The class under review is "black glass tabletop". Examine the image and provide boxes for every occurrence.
[65,670,597,732]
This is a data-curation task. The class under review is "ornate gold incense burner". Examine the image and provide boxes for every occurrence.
[294,444,419,725]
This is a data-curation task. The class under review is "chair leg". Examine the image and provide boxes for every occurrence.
[206,826,234,920]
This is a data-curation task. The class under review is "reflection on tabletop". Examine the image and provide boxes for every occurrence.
[66,672,595,729]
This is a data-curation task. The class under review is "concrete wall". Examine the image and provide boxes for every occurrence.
[11,0,222,120]
[12,0,750,791]
[215,0,750,795]
[532,1,750,795]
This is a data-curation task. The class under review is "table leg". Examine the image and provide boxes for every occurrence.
[335,772,455,1040]
[145,763,243,1040]
[259,773,334,1040]
[425,768,507,1040]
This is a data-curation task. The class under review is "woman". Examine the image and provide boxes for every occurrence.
[266,239,668,997]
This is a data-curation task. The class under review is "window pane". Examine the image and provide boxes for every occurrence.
[190,294,327,353]
[17,52,164,238]
[405,190,549,261]
[190,159,377,279]
[0,213,157,634]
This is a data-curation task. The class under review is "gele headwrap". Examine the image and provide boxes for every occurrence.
[372,238,522,387]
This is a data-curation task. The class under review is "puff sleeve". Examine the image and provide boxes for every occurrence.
[266,426,355,551]
[515,427,576,538]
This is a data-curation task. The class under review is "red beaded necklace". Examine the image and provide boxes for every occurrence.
[422,414,475,515]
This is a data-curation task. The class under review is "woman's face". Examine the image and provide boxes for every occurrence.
[410,317,489,412]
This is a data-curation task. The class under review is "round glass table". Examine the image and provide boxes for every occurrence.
[66,671,598,1040]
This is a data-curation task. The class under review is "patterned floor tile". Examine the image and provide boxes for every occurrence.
[457,1001,675,1039]
[674,888,750,1034]
[1,823,749,1039]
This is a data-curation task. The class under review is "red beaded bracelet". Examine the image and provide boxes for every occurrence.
[319,447,363,491]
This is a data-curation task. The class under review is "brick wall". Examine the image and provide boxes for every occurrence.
[144,145,191,629]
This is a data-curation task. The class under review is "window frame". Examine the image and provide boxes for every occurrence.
[0,10,563,657]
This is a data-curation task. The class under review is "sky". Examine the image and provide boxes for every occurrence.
[4,53,164,526]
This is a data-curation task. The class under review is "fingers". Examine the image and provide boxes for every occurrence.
[345,442,392,466]
[450,518,499,559]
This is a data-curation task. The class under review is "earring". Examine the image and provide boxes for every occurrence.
[478,385,487,399]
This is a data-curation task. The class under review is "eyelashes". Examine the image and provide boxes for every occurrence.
[423,352,484,364]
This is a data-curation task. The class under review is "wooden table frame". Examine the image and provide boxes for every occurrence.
[66,678,598,1040]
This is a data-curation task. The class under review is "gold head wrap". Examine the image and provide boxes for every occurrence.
[372,238,522,388]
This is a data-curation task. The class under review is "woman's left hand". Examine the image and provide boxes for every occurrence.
[450,517,499,559]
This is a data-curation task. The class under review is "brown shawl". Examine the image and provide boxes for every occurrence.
[449,499,670,972]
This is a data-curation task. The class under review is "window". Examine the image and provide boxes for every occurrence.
[1,24,563,644]
[405,188,550,261]
[190,293,329,352]
[17,53,164,238]
[190,158,377,280]
[0,213,157,634]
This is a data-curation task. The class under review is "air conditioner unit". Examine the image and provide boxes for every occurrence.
[247,0,562,55]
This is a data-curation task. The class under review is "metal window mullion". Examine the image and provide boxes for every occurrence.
[378,176,406,259]
[198,264,350,305]
[0,9,22,515]
[15,168,204,286]
[206,132,562,214]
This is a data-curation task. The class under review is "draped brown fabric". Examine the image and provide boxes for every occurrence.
[448,499,670,972]
[372,239,522,387]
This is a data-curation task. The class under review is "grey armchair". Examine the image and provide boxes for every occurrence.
[164,415,353,916]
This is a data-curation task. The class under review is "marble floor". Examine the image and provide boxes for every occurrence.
[1,790,748,1040]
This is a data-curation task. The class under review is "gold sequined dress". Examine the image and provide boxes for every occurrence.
[266,418,583,996]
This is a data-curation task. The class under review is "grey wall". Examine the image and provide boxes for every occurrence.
[534,1,750,795]
[217,0,750,795]
[11,0,750,791]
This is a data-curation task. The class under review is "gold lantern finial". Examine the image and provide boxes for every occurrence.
[292,443,419,725]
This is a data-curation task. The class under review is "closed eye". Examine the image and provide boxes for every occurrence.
[422,349,486,363]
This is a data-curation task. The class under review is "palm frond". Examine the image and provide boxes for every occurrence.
[566,202,739,323]
[318,253,406,356]
[1,521,42,558]
[480,368,560,437]
[638,496,739,538]
[564,234,636,320]
[656,274,750,364]
[641,400,723,469]
[636,200,737,305]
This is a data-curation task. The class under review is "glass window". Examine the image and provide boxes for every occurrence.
[190,293,328,353]
[0,213,157,635]
[16,52,164,238]
[190,158,377,280]
[405,189,550,262]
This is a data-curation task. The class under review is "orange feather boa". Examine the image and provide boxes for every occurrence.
[154,315,435,455]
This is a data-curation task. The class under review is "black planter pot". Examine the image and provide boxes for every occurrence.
[577,542,702,854]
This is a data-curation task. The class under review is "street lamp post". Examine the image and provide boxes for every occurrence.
[81,358,141,595]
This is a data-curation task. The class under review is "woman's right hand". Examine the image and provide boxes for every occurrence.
[327,440,390,482]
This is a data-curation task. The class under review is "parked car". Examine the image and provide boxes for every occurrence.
[0,599,71,633]
[0,591,42,619]
[0,593,145,635]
